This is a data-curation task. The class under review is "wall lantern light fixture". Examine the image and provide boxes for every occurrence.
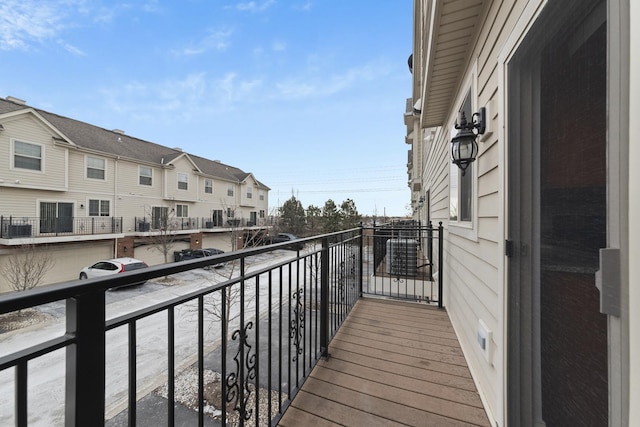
[451,107,486,175]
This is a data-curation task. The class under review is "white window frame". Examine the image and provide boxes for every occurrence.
[86,156,106,180]
[12,139,44,172]
[247,186,253,199]
[227,184,234,197]
[176,204,188,217]
[448,63,479,241]
[204,179,213,194]
[177,173,188,190]
[259,191,265,201]
[139,166,153,186]
[88,199,110,216]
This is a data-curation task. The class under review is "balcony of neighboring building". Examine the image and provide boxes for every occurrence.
[0,214,269,243]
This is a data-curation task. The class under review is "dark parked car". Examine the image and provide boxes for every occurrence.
[266,233,305,250]
[174,248,226,268]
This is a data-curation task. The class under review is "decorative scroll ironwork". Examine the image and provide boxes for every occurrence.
[225,321,257,421]
[290,289,305,361]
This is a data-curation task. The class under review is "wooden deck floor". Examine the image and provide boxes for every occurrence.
[277,298,490,427]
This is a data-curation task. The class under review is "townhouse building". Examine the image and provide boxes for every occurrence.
[0,96,269,292]
[407,0,638,425]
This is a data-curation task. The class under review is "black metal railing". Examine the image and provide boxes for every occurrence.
[0,227,370,426]
[363,221,443,307]
[0,223,442,426]
[0,216,123,239]
[134,217,267,232]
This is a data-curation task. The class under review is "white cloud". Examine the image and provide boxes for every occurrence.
[176,28,234,56]
[57,39,86,56]
[235,0,276,13]
[274,61,389,99]
[142,0,162,13]
[0,0,157,51]
[0,0,70,50]
[271,40,286,52]
[292,2,313,12]
[98,71,265,123]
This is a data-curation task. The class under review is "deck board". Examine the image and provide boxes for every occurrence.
[278,298,491,427]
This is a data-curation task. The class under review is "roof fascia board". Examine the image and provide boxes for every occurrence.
[166,152,203,173]
[1,108,74,144]
[420,0,442,129]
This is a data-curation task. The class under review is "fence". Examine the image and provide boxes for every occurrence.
[0,216,123,238]
[0,223,442,426]
[363,221,443,307]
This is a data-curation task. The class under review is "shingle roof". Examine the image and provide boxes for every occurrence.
[0,97,269,189]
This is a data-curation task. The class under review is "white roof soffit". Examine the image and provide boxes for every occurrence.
[421,0,488,128]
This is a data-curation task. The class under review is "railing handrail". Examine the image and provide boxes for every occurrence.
[0,227,362,314]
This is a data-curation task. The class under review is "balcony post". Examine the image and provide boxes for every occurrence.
[358,224,364,297]
[65,290,106,426]
[438,222,444,309]
[320,236,330,358]
[427,221,434,281]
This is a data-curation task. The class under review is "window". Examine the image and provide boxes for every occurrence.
[87,156,106,180]
[152,206,169,229]
[139,166,152,186]
[205,179,213,194]
[259,191,265,201]
[259,210,265,218]
[89,199,110,216]
[226,208,235,218]
[450,91,474,222]
[227,184,234,197]
[247,186,253,199]
[176,204,188,217]
[14,140,42,171]
[178,173,188,190]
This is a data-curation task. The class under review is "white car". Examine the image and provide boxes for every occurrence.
[79,257,149,285]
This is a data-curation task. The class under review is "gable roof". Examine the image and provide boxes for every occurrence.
[0,97,269,189]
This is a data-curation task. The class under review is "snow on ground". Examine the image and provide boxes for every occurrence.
[0,250,300,426]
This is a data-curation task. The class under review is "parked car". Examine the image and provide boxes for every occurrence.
[79,257,149,285]
[174,248,226,268]
[266,233,305,250]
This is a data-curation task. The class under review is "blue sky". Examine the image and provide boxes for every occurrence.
[1,0,413,217]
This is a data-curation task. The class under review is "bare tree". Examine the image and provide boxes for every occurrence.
[205,208,263,344]
[146,206,180,264]
[204,202,274,353]
[1,244,54,293]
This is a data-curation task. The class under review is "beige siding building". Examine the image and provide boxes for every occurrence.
[408,0,637,425]
[0,96,270,293]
